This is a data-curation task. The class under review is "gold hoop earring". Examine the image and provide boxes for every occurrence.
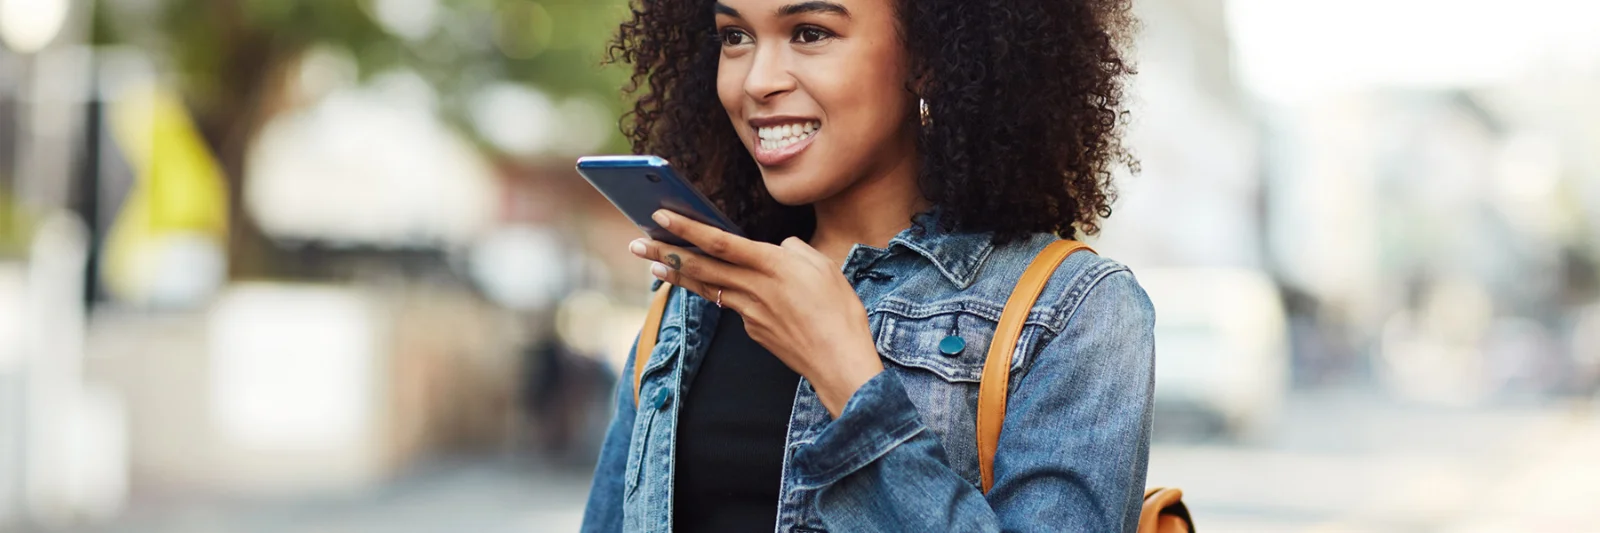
[919,98,931,127]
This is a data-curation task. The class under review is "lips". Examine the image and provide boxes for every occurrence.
[749,117,821,167]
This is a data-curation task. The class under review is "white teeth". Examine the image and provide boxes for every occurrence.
[755,121,821,146]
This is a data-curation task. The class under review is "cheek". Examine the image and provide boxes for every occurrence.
[717,58,746,123]
[808,44,911,149]
[855,40,912,126]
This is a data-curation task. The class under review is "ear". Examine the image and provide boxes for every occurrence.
[904,71,931,99]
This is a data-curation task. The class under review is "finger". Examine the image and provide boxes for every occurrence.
[631,238,750,291]
[652,210,766,267]
[650,261,705,296]
[650,262,747,311]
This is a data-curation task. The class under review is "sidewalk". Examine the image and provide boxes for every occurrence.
[26,458,589,533]
[26,393,1600,533]
[1149,393,1600,532]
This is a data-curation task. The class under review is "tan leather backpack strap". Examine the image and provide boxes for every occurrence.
[633,283,674,406]
[977,240,1095,493]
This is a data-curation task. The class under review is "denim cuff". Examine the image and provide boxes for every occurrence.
[791,371,927,488]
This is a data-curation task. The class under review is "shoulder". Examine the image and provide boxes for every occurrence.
[983,233,1154,338]
[978,235,1156,386]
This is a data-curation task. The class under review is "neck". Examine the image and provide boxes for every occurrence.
[808,149,929,264]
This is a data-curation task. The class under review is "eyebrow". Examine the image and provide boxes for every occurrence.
[713,1,851,19]
[777,1,850,17]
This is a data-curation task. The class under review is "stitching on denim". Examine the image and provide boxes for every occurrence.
[874,315,991,382]
[791,413,925,490]
[639,286,686,382]
[1053,263,1129,330]
[895,239,970,287]
[877,297,1005,322]
[1019,266,1131,378]
[625,404,658,498]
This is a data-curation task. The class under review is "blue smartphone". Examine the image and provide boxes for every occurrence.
[575,156,744,250]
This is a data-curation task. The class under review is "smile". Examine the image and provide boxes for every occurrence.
[757,121,819,150]
[752,119,821,166]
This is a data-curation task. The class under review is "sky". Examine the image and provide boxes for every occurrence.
[1227,0,1600,102]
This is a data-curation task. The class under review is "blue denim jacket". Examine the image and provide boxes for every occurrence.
[581,211,1157,532]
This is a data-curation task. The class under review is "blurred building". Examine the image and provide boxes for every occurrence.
[0,0,1597,531]
[1261,82,1600,400]
[0,1,641,529]
[1097,0,1262,270]
[0,0,109,526]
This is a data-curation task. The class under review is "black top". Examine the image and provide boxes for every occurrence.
[673,308,801,532]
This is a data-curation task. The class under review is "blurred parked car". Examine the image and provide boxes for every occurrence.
[1138,268,1290,440]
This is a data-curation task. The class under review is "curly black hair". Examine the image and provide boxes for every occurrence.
[608,0,1137,245]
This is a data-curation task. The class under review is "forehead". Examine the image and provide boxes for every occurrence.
[713,0,890,18]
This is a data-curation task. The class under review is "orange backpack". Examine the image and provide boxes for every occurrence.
[631,240,1194,533]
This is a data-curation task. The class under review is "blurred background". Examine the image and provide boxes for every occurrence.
[0,0,1596,531]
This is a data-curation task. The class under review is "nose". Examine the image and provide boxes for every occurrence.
[742,43,795,101]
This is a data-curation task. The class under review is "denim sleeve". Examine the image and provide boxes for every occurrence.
[801,270,1157,533]
[579,331,641,533]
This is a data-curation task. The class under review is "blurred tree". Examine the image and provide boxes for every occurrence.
[0,188,39,258]
[92,0,631,278]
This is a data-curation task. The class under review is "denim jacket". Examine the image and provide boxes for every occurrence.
[581,210,1157,533]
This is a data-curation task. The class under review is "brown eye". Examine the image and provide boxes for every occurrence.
[721,29,751,46]
[794,27,831,44]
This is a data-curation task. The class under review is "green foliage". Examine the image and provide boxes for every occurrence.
[0,185,38,258]
[94,0,635,158]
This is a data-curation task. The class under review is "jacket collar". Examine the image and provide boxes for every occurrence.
[886,206,995,290]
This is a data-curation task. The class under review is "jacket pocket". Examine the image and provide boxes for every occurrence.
[877,308,1010,382]
[872,307,1015,486]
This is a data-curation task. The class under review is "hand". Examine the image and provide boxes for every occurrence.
[629,209,883,417]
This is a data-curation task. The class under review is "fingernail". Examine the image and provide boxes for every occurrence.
[629,239,646,256]
[650,262,668,278]
[652,210,670,228]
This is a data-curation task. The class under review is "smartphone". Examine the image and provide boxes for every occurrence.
[575,155,744,250]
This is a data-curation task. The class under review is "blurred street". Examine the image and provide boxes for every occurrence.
[3,0,1600,530]
[22,459,592,533]
[1154,392,1600,532]
[20,390,1600,533]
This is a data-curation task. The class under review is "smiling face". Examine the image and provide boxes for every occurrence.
[715,0,917,206]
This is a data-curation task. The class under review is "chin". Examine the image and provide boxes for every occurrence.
[760,172,833,207]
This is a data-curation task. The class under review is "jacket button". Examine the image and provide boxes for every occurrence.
[938,335,965,356]
[652,388,673,410]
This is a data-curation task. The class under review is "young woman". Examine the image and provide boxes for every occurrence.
[582,0,1151,530]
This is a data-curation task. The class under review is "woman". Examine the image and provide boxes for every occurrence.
[582,0,1151,530]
